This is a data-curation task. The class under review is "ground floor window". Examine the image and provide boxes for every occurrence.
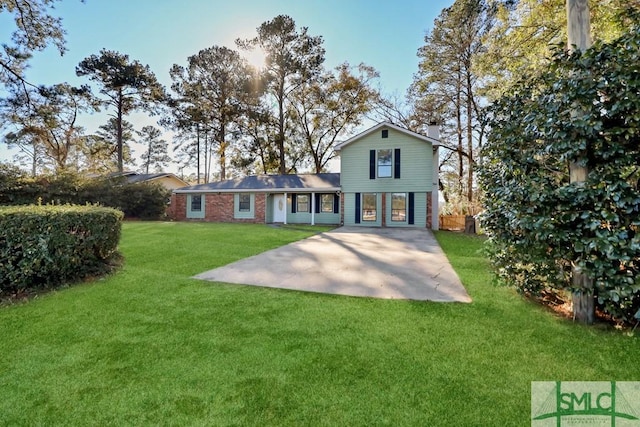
[321,194,334,213]
[297,194,309,213]
[191,195,202,212]
[391,193,407,221]
[238,194,251,212]
[235,193,255,219]
[362,193,377,221]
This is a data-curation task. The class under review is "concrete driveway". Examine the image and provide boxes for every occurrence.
[194,226,471,302]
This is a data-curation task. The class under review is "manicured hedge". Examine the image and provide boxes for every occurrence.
[0,167,171,219]
[0,205,123,296]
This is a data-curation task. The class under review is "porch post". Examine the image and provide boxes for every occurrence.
[284,192,287,225]
[311,192,316,225]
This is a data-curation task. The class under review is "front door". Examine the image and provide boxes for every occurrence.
[273,194,286,223]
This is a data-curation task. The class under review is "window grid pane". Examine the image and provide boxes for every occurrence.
[321,194,333,213]
[239,194,251,212]
[191,195,202,212]
[297,194,309,213]
[391,193,406,222]
[377,149,392,178]
[362,193,377,221]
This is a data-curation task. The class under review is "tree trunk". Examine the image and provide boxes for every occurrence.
[31,141,37,177]
[277,76,286,175]
[278,96,285,175]
[219,123,226,180]
[567,0,594,324]
[146,140,151,174]
[258,135,268,174]
[196,123,201,184]
[116,90,124,173]
[466,73,474,203]
[204,129,210,183]
[456,74,464,198]
[309,136,321,173]
[572,270,595,324]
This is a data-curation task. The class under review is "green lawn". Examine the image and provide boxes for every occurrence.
[0,223,638,426]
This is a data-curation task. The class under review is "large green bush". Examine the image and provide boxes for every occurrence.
[0,169,170,219]
[80,177,170,219]
[0,205,123,296]
[479,15,640,321]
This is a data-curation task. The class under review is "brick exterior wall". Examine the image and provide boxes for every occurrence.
[169,193,186,221]
[169,193,266,223]
[206,193,233,221]
[381,192,387,227]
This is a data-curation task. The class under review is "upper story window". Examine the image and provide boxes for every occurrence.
[381,129,389,138]
[370,148,400,180]
[238,194,251,212]
[377,149,392,178]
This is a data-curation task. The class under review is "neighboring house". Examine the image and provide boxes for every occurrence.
[111,172,190,191]
[169,121,440,229]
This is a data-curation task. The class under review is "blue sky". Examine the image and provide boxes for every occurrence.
[1,0,454,171]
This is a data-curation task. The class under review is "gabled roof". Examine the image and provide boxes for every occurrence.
[125,173,186,185]
[174,173,341,193]
[333,121,439,151]
[107,171,189,186]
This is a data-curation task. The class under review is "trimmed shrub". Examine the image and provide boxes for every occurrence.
[0,205,123,296]
[0,169,170,219]
[79,178,170,219]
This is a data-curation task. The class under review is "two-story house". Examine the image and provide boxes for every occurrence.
[334,122,439,229]
[168,122,440,229]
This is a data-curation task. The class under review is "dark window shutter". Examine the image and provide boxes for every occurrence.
[315,193,321,213]
[291,194,297,213]
[333,194,340,214]
[408,192,415,225]
[394,148,401,179]
[355,193,361,224]
[369,150,375,179]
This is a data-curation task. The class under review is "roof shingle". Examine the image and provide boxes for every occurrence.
[175,173,340,193]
